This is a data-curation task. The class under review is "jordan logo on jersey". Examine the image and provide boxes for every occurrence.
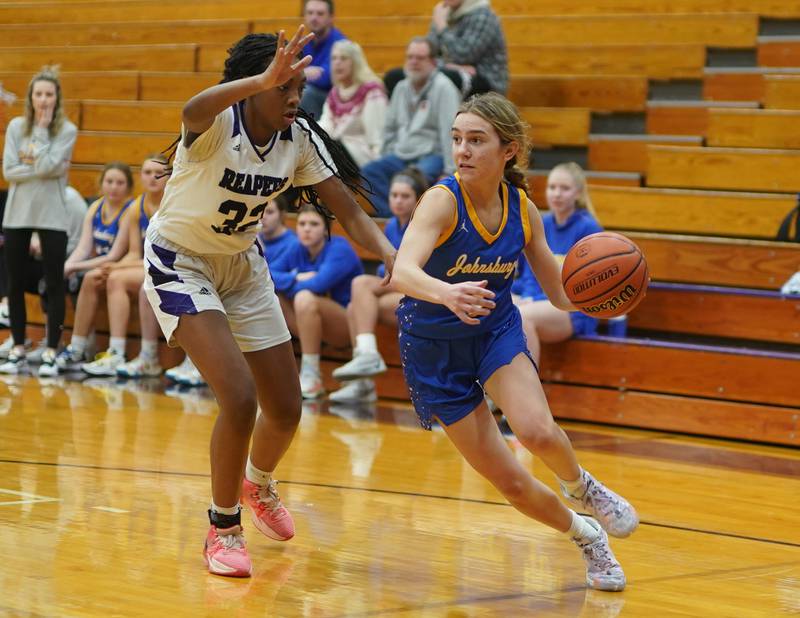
[218,168,288,197]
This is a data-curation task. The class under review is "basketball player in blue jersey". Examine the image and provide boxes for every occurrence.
[142,27,395,578]
[392,93,637,592]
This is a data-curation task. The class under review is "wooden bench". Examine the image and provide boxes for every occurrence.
[589,184,795,239]
[81,100,182,133]
[703,67,800,102]
[508,75,648,112]
[252,13,758,47]
[646,100,759,137]
[764,75,800,110]
[519,107,590,147]
[758,35,800,67]
[0,70,139,100]
[707,108,800,149]
[70,131,175,166]
[628,282,800,345]
[629,232,799,290]
[0,19,250,47]
[196,42,707,79]
[0,44,197,73]
[588,134,703,174]
[647,145,800,193]
[2,0,796,19]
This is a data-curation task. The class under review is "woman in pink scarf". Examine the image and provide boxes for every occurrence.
[318,40,387,169]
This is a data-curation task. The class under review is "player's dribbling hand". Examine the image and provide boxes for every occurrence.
[259,27,315,91]
[444,280,495,325]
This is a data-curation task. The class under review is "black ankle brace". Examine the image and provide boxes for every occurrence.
[208,508,241,529]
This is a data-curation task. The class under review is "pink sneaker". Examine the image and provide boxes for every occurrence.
[203,525,252,577]
[241,477,295,541]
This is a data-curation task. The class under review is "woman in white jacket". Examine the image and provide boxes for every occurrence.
[1,65,77,376]
[318,40,387,169]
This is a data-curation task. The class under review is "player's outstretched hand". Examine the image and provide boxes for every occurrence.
[444,280,496,325]
[259,26,314,91]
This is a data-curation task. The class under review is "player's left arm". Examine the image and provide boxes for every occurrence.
[313,176,396,279]
[521,200,575,311]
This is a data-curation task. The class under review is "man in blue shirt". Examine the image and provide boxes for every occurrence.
[301,0,347,119]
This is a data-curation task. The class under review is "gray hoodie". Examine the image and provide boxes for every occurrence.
[381,70,461,174]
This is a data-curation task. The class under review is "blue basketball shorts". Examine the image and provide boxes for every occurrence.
[399,309,535,430]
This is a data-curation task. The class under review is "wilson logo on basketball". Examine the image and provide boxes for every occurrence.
[572,265,620,295]
[582,284,637,314]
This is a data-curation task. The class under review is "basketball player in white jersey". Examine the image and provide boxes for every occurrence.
[143,27,396,577]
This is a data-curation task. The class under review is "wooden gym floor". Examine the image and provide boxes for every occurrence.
[0,374,798,617]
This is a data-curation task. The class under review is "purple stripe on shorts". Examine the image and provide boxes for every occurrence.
[147,259,181,286]
[151,243,178,270]
[156,288,198,316]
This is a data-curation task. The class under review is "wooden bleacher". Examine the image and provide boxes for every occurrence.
[764,74,800,109]
[3,0,800,448]
[647,145,800,192]
[589,185,795,239]
[706,108,800,148]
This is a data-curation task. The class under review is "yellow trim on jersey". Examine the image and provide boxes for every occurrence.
[519,188,532,245]
[425,185,459,249]
[129,194,145,229]
[457,173,508,245]
[99,197,127,226]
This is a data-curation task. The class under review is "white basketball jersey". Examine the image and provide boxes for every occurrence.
[150,102,335,255]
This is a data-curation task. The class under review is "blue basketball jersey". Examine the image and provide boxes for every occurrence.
[397,174,531,339]
[136,194,151,236]
[91,197,131,256]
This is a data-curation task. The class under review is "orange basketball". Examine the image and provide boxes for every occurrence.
[561,232,649,319]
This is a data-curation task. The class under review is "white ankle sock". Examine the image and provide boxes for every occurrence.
[301,354,320,373]
[210,501,240,516]
[355,333,377,354]
[109,337,126,356]
[560,468,586,497]
[140,339,159,360]
[566,510,600,543]
[245,457,272,486]
[70,335,87,355]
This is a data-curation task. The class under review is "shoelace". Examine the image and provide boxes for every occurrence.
[216,531,246,550]
[252,479,284,513]
[583,537,618,572]
[581,477,619,518]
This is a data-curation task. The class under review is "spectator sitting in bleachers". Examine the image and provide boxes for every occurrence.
[81,155,169,377]
[329,167,428,403]
[361,37,461,217]
[0,185,87,361]
[513,163,602,366]
[384,0,508,99]
[318,40,387,169]
[56,162,134,371]
[300,0,348,120]
[256,196,300,263]
[273,203,363,399]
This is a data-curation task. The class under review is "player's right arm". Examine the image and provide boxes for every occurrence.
[393,187,496,325]
[182,27,313,144]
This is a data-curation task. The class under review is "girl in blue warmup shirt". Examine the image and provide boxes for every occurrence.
[256,196,300,267]
[276,203,363,398]
[513,162,602,365]
[392,93,638,592]
[329,167,427,403]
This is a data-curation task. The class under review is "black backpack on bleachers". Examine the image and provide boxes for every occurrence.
[777,195,800,243]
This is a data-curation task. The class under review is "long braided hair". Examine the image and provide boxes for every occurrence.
[161,33,371,222]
